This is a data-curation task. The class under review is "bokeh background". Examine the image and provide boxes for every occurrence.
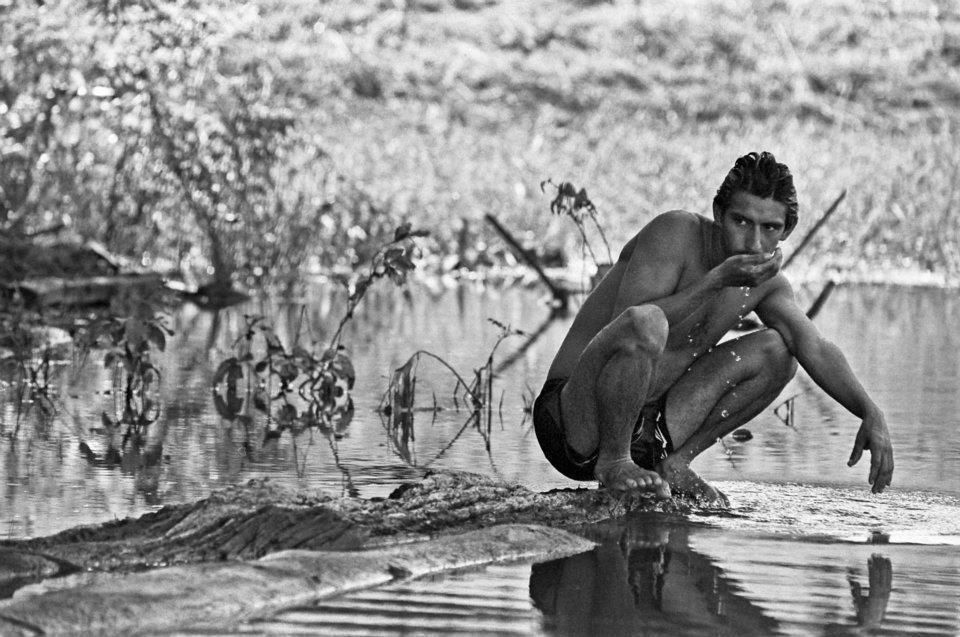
[3,0,960,288]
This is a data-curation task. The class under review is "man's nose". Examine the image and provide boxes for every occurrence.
[746,227,763,252]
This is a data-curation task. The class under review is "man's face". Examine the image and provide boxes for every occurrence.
[716,190,788,257]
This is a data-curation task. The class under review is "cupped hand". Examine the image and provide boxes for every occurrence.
[847,411,894,493]
[710,248,782,288]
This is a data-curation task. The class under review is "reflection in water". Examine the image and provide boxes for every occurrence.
[530,516,902,636]
[78,417,168,505]
[260,519,958,636]
[848,555,892,630]
[530,516,779,636]
[2,283,960,537]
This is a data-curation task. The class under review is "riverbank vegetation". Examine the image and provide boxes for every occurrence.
[3,0,960,292]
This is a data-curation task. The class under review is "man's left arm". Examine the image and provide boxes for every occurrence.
[756,278,894,493]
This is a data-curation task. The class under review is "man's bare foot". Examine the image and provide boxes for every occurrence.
[595,458,672,499]
[656,460,729,507]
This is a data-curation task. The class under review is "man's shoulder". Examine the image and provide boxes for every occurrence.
[643,210,708,242]
[618,210,709,264]
[650,209,707,228]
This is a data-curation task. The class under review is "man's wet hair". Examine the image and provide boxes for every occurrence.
[713,151,799,234]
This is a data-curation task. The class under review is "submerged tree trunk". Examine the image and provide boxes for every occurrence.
[0,471,691,580]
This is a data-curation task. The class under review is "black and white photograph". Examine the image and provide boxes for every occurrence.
[1,0,958,634]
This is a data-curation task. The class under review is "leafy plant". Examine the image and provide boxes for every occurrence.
[540,178,613,268]
[73,288,173,447]
[211,315,356,436]
[330,221,430,348]
[211,224,429,440]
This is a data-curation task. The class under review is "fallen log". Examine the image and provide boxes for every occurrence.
[0,524,595,636]
[0,471,690,634]
[8,273,165,308]
[1,471,691,578]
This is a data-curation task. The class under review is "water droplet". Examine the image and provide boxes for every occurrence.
[734,356,742,362]
[730,351,737,357]
[707,347,714,353]
[720,409,730,418]
[692,352,698,358]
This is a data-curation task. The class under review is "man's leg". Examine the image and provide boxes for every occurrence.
[658,328,798,503]
[560,304,671,495]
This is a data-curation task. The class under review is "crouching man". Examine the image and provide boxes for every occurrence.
[534,151,893,505]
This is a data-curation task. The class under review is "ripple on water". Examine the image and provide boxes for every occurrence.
[693,535,960,636]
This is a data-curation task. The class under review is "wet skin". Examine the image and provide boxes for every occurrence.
[547,190,894,502]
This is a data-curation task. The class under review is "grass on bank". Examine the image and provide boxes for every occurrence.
[3,0,959,286]
[232,0,960,281]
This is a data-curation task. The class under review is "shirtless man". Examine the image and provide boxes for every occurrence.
[533,151,894,504]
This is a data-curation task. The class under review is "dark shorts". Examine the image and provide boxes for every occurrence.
[533,377,674,481]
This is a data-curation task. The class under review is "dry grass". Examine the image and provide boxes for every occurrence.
[229,0,960,281]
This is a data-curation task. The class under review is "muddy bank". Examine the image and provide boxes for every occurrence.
[1,471,688,577]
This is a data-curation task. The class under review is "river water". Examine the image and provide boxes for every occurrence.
[2,279,959,634]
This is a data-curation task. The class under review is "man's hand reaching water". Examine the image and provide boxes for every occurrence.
[847,409,894,493]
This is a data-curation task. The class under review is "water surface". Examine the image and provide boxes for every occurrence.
[2,281,959,633]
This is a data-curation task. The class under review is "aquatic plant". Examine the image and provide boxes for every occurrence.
[211,315,355,436]
[212,224,429,437]
[380,318,525,465]
[71,288,174,447]
[0,294,59,434]
[540,178,613,269]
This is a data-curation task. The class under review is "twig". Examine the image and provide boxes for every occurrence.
[783,190,847,269]
[484,213,569,309]
[805,280,836,319]
[494,310,561,374]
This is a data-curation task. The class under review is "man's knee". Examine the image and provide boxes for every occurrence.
[758,329,797,383]
[618,305,668,355]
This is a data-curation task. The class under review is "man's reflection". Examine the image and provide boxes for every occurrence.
[850,555,892,628]
[530,516,778,635]
[531,517,895,635]
[824,554,893,634]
